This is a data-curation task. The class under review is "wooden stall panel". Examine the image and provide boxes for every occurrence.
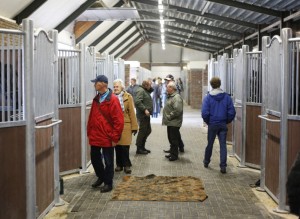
[265,114,280,199]
[35,119,54,215]
[245,105,262,167]
[0,126,26,219]
[59,107,81,172]
[227,122,233,143]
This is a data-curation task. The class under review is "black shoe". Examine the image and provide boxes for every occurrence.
[179,148,184,153]
[165,154,171,158]
[136,149,148,154]
[163,149,171,153]
[220,167,226,174]
[124,167,132,174]
[115,166,123,172]
[144,148,151,153]
[92,178,103,188]
[204,163,208,168]
[169,156,178,161]
[100,184,113,193]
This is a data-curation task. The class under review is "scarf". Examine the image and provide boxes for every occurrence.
[117,91,125,112]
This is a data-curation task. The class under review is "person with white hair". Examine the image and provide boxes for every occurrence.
[162,81,183,161]
[113,79,138,174]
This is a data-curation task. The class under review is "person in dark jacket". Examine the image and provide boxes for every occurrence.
[202,77,236,174]
[163,74,185,153]
[134,80,153,154]
[286,152,300,217]
[87,75,124,193]
[162,81,183,161]
[126,78,139,101]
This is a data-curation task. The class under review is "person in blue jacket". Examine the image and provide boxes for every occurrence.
[201,77,236,174]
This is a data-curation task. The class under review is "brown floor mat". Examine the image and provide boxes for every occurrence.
[111,174,208,202]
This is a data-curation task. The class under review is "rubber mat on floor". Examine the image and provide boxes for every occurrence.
[112,174,208,202]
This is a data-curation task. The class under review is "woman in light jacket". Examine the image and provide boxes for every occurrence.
[113,79,138,174]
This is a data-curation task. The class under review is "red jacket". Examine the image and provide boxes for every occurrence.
[87,89,124,147]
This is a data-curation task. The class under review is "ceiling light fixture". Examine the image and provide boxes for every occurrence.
[158,0,165,50]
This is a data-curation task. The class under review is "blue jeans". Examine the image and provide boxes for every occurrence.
[204,124,228,168]
[91,146,114,186]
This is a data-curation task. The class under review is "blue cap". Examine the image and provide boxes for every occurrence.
[91,75,108,83]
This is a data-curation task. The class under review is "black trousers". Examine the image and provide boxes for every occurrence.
[167,126,181,158]
[90,146,114,186]
[136,115,151,150]
[167,127,184,150]
[115,145,132,167]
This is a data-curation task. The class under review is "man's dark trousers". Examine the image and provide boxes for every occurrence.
[136,115,151,150]
[167,126,180,158]
[204,124,228,168]
[91,146,114,186]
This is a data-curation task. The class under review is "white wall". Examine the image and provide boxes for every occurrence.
[151,66,181,80]
[187,61,208,69]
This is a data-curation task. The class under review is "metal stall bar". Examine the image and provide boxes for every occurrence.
[257,36,270,193]
[233,45,249,167]
[23,19,35,219]
[276,28,292,213]
[79,43,89,174]
[48,29,64,207]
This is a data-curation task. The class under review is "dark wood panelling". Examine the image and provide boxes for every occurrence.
[0,126,26,219]
[245,105,261,166]
[35,119,54,216]
[265,114,280,199]
[227,122,233,142]
[59,107,82,172]
[234,108,242,159]
[287,119,300,172]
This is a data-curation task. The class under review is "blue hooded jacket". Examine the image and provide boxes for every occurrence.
[201,88,236,125]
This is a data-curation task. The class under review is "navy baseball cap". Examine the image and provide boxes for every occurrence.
[91,75,108,83]
[164,74,174,81]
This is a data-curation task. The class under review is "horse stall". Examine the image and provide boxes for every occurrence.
[232,46,248,164]
[259,28,300,212]
[58,45,85,174]
[0,23,27,219]
[0,19,62,219]
[244,51,262,168]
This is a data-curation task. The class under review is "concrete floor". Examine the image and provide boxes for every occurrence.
[45,105,298,219]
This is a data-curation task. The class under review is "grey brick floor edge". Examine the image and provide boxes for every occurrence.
[60,106,286,219]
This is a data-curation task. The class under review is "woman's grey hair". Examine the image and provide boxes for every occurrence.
[113,79,125,89]
[167,81,177,90]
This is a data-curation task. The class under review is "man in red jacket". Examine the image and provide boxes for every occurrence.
[87,75,124,193]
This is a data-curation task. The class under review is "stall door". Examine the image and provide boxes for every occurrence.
[33,30,59,217]
[261,35,282,201]
[233,46,248,163]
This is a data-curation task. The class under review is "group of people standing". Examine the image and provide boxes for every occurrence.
[86,73,236,192]
[87,74,185,193]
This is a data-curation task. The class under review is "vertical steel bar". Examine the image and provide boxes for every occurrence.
[24,19,36,219]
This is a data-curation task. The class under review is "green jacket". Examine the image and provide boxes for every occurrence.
[162,92,183,127]
[134,85,153,118]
